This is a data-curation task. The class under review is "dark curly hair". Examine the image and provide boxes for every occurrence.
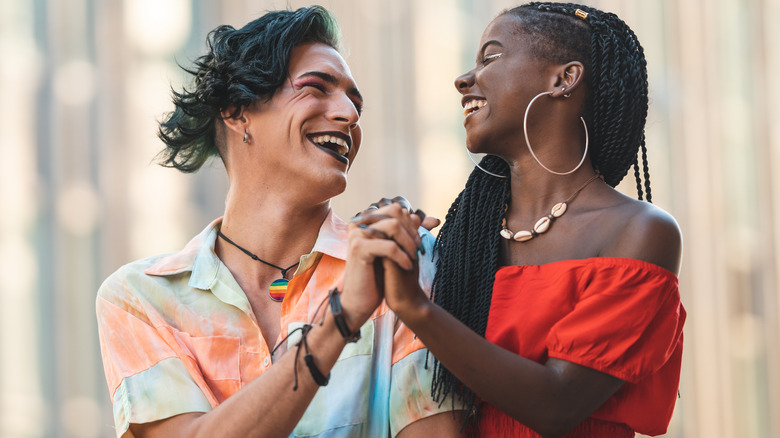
[429,2,653,420]
[156,6,342,172]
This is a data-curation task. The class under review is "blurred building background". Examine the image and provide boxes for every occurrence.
[0,0,778,437]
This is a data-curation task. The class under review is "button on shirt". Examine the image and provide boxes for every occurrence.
[97,211,447,438]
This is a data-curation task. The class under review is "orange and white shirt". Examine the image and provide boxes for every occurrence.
[97,211,447,438]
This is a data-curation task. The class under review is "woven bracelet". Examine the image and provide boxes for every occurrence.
[329,288,361,343]
[304,353,330,386]
[281,324,330,390]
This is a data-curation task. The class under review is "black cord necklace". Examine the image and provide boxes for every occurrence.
[217,230,300,302]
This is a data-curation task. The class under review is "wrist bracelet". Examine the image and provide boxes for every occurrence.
[277,323,330,390]
[304,353,330,386]
[329,288,362,343]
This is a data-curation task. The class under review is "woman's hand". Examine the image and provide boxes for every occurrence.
[381,256,431,323]
[340,203,426,332]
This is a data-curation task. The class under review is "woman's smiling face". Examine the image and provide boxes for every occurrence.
[455,14,555,158]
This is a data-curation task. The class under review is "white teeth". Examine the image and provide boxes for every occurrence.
[311,135,349,156]
[463,99,487,116]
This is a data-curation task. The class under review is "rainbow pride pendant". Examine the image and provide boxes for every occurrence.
[269,278,289,302]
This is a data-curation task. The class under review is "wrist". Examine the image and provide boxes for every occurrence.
[328,288,363,343]
[394,294,433,328]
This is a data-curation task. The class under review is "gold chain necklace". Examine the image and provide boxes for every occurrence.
[500,173,602,242]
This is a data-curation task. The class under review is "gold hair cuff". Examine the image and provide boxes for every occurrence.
[574,9,588,20]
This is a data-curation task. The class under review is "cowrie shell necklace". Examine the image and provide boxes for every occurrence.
[500,173,602,242]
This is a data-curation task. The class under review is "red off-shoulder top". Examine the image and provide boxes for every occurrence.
[476,258,685,437]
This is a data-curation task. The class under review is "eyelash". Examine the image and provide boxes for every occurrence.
[299,82,363,116]
[482,53,502,65]
[301,82,326,92]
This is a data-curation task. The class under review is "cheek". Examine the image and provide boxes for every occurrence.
[347,125,362,166]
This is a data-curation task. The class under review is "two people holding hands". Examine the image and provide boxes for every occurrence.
[98,2,684,438]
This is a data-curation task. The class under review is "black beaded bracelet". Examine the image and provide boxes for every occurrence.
[329,288,361,343]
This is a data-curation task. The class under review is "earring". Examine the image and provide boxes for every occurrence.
[523,91,588,176]
[243,130,249,143]
[464,144,506,179]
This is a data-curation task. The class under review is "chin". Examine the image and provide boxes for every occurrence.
[465,136,490,155]
[320,173,349,200]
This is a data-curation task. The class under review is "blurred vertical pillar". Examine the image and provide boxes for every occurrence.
[0,0,47,436]
[756,0,780,436]
[667,0,778,436]
[666,2,730,437]
[93,0,130,434]
[38,0,106,435]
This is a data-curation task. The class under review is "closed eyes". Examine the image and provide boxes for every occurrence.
[482,53,503,65]
[298,82,363,115]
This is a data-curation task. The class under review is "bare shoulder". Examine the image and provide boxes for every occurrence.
[599,197,682,275]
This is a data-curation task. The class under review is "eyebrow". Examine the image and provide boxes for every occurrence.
[479,40,504,56]
[296,71,363,105]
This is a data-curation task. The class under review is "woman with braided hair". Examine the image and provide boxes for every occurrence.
[354,2,685,437]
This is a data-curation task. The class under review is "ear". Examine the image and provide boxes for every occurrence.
[550,61,585,98]
[220,106,247,137]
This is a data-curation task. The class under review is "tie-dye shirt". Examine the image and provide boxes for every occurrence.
[97,211,448,438]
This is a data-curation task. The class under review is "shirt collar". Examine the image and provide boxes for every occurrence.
[144,210,347,289]
[310,209,347,260]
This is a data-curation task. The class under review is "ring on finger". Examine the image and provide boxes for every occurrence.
[357,224,390,240]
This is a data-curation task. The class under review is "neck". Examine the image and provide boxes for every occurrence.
[500,111,594,217]
[506,162,599,221]
[218,185,331,283]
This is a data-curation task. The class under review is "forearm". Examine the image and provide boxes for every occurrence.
[133,310,350,438]
[399,302,552,418]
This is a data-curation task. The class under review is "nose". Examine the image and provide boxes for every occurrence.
[329,93,360,127]
[454,70,475,94]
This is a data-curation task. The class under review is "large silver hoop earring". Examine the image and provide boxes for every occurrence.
[523,91,589,176]
[464,144,507,179]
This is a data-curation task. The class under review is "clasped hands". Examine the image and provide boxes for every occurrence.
[339,197,440,333]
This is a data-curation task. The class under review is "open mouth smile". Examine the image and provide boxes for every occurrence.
[308,132,351,164]
[463,98,487,117]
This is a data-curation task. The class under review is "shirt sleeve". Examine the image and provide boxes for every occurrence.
[389,349,459,437]
[96,268,212,438]
[546,262,686,383]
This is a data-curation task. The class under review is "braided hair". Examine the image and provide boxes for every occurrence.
[156,6,342,172]
[430,2,652,418]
